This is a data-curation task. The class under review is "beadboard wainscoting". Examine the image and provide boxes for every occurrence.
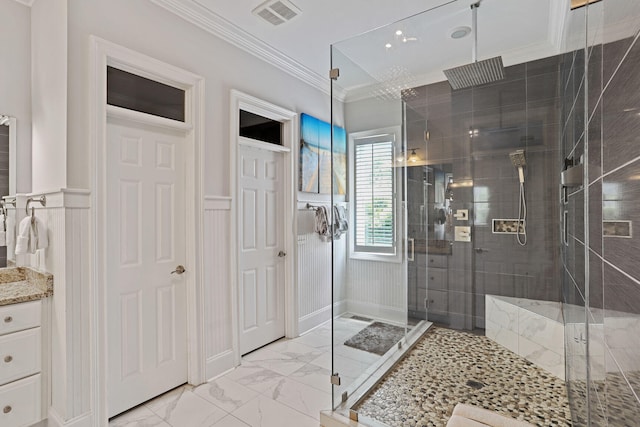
[297,233,348,334]
[20,189,93,427]
[297,204,348,335]
[347,259,404,324]
[203,196,234,380]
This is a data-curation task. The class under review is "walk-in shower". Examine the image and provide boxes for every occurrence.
[509,149,527,246]
[327,0,639,425]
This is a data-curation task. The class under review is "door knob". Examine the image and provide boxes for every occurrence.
[171,265,186,275]
[278,251,286,258]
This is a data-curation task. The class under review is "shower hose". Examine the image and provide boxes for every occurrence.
[517,181,527,246]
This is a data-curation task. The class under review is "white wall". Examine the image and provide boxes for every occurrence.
[0,0,31,193]
[343,96,406,323]
[31,0,67,192]
[66,0,335,193]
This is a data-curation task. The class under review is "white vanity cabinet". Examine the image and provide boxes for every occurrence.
[0,300,43,427]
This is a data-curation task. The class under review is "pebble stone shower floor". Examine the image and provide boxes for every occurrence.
[354,326,572,427]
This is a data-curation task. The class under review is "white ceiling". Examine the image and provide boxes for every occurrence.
[193,0,453,80]
[182,0,566,95]
[14,0,640,97]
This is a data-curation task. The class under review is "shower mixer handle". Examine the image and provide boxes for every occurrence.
[474,248,490,253]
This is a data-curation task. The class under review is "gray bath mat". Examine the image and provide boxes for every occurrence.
[350,315,373,322]
[344,322,405,355]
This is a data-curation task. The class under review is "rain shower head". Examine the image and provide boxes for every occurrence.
[444,2,505,90]
[443,57,505,90]
[510,149,526,183]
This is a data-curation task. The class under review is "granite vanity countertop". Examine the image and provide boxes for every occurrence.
[0,267,54,305]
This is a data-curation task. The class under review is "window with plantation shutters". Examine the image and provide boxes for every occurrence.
[354,134,395,254]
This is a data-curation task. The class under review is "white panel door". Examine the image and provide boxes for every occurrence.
[239,144,286,355]
[106,119,187,417]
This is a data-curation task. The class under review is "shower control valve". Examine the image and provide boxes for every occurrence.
[453,209,468,221]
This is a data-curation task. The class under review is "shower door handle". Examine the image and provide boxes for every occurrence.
[408,238,415,262]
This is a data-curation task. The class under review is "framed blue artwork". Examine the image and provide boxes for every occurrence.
[299,113,347,195]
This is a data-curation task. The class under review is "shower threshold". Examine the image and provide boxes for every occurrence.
[321,320,434,427]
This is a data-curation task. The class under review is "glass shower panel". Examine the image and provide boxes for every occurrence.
[330,43,409,410]
[329,0,585,423]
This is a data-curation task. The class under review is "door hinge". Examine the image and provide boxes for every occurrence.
[330,68,340,80]
[330,373,341,386]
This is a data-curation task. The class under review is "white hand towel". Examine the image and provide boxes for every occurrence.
[0,214,6,246]
[30,216,48,253]
[15,216,31,255]
[6,215,15,247]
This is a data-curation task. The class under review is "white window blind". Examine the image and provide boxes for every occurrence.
[354,136,395,254]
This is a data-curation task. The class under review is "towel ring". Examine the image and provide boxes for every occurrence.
[25,195,46,215]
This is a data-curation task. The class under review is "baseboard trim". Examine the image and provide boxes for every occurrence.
[205,350,236,382]
[298,305,332,334]
[346,300,405,325]
[47,408,94,427]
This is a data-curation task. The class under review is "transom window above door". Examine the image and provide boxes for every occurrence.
[107,66,186,122]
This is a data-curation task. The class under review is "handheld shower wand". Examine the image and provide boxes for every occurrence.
[509,150,527,245]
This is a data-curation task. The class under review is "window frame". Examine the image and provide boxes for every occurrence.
[348,126,402,263]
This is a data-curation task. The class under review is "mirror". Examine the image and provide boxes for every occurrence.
[0,115,15,268]
[427,163,453,253]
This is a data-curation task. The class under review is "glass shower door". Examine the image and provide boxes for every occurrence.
[330,45,411,412]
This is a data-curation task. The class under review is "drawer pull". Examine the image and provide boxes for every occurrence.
[3,405,11,414]
[430,277,435,280]
[3,316,12,323]
[4,355,12,363]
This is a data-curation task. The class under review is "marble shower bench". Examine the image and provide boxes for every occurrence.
[485,295,564,380]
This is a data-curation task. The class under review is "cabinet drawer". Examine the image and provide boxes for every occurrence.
[0,328,41,386]
[0,374,41,427]
[0,301,41,336]
[427,255,447,269]
[426,290,448,314]
[427,268,448,290]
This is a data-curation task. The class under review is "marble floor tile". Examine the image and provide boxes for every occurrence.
[193,377,258,413]
[223,362,286,394]
[210,415,251,427]
[232,395,318,427]
[143,385,194,413]
[150,390,227,427]
[287,362,332,392]
[264,377,332,420]
[109,405,171,427]
[242,348,307,376]
[308,351,331,370]
[265,340,324,363]
[333,343,381,364]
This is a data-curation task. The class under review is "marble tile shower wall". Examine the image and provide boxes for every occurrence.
[405,54,562,329]
[562,1,640,425]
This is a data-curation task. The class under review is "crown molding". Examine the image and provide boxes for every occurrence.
[12,0,35,6]
[548,0,568,53]
[150,0,346,101]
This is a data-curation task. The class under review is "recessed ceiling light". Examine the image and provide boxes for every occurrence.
[395,30,403,36]
[385,43,392,49]
[450,26,471,39]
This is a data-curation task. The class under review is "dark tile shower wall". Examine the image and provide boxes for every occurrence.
[405,56,563,329]
[563,1,640,425]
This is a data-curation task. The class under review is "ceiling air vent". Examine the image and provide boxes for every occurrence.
[252,0,301,26]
